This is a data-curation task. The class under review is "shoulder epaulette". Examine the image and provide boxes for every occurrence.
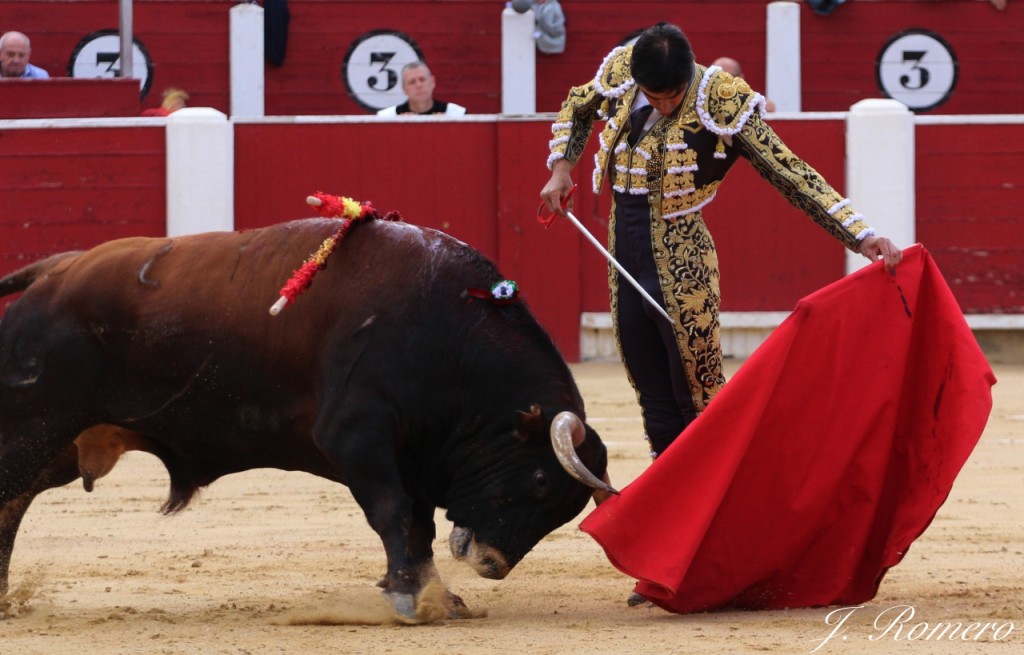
[594,46,635,99]
[696,66,766,136]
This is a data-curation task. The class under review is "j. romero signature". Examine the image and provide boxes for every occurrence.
[811,605,1016,652]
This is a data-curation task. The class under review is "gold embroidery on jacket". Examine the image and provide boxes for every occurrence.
[699,71,758,134]
[663,181,721,221]
[610,141,654,194]
[651,211,724,412]
[661,121,700,217]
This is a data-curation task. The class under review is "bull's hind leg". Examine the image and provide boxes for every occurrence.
[312,410,462,623]
[0,442,79,596]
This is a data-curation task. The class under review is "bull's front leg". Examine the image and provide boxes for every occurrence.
[348,473,457,621]
[314,417,465,622]
[370,499,464,621]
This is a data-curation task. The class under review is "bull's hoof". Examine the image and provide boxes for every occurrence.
[384,591,420,624]
[383,588,484,624]
[443,590,474,619]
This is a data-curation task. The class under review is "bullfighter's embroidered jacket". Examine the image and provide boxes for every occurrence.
[546,46,876,413]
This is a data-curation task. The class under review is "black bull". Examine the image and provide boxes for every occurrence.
[0,218,614,621]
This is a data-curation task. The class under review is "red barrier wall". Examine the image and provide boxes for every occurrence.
[231,116,854,358]
[802,0,1024,113]
[916,121,1024,313]
[2,115,1021,358]
[0,124,166,276]
[233,120,500,250]
[0,78,141,119]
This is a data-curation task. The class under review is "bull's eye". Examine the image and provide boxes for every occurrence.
[533,470,548,489]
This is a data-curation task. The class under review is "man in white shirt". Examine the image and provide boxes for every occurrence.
[376,62,466,116]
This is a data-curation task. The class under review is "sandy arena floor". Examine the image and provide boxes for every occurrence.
[1,359,1021,655]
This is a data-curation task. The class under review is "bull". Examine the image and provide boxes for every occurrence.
[0,215,614,621]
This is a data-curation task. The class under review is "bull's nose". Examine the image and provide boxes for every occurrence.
[449,529,512,579]
[449,526,472,560]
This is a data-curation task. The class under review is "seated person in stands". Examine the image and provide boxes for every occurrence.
[377,61,466,116]
[141,88,190,116]
[0,31,49,79]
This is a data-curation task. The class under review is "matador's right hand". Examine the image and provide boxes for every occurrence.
[540,160,574,216]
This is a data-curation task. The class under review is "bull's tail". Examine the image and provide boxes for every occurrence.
[0,251,82,298]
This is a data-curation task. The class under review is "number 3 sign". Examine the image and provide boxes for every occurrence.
[343,30,425,112]
[876,29,958,112]
[67,30,154,98]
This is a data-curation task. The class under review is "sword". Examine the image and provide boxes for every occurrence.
[539,186,673,325]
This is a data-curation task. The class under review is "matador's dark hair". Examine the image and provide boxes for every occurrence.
[630,22,695,93]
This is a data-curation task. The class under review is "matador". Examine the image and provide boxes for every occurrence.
[540,23,902,458]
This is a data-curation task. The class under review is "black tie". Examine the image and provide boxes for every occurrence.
[627,105,654,147]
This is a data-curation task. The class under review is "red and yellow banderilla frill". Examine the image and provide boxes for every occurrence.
[268,192,381,315]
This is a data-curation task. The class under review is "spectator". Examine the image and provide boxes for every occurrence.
[511,0,567,55]
[711,56,777,112]
[0,31,50,79]
[141,88,190,117]
[376,62,467,116]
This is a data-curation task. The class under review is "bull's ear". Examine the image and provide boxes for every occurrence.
[514,404,545,442]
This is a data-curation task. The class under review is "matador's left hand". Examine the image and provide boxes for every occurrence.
[858,235,902,271]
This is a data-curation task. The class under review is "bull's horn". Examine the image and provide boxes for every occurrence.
[550,411,618,495]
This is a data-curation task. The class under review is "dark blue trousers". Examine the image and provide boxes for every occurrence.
[612,192,698,456]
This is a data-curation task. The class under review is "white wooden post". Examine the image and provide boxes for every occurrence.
[230,2,265,118]
[166,108,234,236]
[118,0,134,80]
[766,1,801,112]
[845,99,916,273]
[502,6,536,113]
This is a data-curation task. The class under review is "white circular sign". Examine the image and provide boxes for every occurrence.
[877,30,958,112]
[68,30,153,97]
[343,31,424,112]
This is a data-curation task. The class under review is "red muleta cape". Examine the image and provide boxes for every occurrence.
[580,245,996,613]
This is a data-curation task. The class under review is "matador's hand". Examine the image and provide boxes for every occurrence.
[858,235,902,271]
[540,160,574,216]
